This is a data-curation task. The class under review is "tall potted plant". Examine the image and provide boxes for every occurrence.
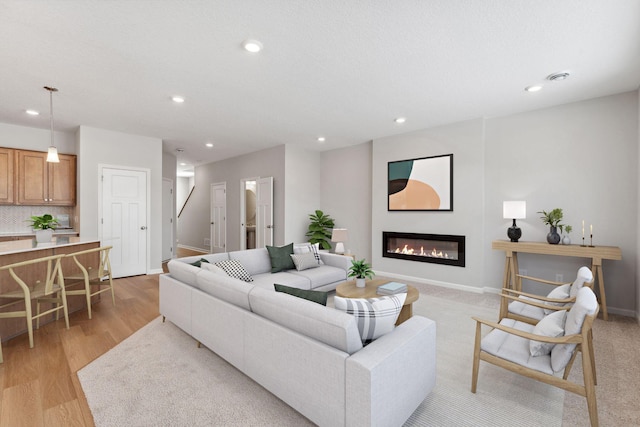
[305,210,335,250]
[348,259,375,288]
[27,213,59,243]
[537,208,564,245]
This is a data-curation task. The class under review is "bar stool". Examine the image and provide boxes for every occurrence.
[63,246,114,319]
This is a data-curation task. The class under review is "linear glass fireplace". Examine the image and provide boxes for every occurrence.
[382,231,465,267]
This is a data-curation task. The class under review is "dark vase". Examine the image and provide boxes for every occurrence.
[547,226,561,244]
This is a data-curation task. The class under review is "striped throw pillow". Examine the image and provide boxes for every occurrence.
[334,293,407,344]
[290,252,320,271]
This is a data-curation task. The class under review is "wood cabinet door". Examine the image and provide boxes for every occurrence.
[48,154,76,205]
[16,150,48,205]
[0,148,14,204]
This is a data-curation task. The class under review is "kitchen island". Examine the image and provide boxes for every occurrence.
[0,237,101,341]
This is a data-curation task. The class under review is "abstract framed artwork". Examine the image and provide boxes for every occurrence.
[388,153,453,211]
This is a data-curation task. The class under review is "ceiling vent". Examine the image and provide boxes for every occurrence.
[547,72,570,82]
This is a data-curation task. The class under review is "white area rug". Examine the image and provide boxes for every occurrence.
[78,294,563,426]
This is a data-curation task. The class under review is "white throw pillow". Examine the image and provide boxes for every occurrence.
[292,243,324,265]
[290,252,320,271]
[530,310,567,357]
[214,259,254,282]
[201,262,228,276]
[544,284,571,315]
[334,293,406,344]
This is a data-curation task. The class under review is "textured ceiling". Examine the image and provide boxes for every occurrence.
[0,0,639,170]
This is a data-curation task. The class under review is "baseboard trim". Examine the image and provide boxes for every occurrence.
[375,270,636,317]
[177,244,209,253]
[148,268,164,275]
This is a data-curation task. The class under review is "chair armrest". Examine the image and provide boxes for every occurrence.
[472,317,582,344]
[319,252,352,271]
[515,274,567,287]
[501,289,574,305]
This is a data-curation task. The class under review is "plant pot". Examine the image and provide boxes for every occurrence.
[35,229,54,243]
[355,278,366,288]
[546,226,561,245]
[562,235,571,245]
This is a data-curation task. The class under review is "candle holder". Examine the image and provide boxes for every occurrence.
[589,234,594,248]
[581,237,587,247]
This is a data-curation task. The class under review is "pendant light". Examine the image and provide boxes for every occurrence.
[44,86,60,163]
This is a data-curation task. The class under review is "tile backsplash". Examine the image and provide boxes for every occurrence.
[0,206,75,233]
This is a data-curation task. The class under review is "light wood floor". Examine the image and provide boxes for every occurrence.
[0,273,160,427]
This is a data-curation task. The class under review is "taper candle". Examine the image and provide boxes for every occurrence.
[582,220,585,238]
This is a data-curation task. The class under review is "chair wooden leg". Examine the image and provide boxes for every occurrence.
[85,283,92,320]
[563,348,579,380]
[581,342,599,427]
[108,277,116,306]
[36,300,41,330]
[471,322,481,393]
[588,329,597,386]
[25,299,34,348]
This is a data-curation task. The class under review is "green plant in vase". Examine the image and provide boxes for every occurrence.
[348,258,375,288]
[27,213,59,243]
[537,208,564,245]
[305,210,335,250]
[562,225,573,245]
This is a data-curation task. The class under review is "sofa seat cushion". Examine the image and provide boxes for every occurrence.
[248,287,363,354]
[251,272,311,290]
[196,270,254,311]
[288,265,347,288]
[228,248,272,276]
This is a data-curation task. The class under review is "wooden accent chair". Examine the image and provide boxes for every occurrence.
[0,254,70,348]
[63,246,114,319]
[500,266,593,324]
[472,286,600,427]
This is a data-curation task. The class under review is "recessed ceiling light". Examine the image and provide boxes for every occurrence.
[317,137,326,143]
[205,142,214,148]
[172,96,185,103]
[525,85,543,92]
[26,109,39,116]
[179,162,187,166]
[242,39,263,53]
[394,117,406,124]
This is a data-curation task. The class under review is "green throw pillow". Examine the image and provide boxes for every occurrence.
[189,258,210,268]
[266,243,295,273]
[274,283,328,306]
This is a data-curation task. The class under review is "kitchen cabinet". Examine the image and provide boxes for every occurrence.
[15,149,76,206]
[0,148,14,204]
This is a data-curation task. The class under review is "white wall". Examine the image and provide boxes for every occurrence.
[371,119,486,289]
[284,145,321,244]
[0,122,75,154]
[320,142,373,261]
[163,152,177,260]
[77,126,164,272]
[179,145,286,252]
[637,88,640,322]
[485,92,638,316]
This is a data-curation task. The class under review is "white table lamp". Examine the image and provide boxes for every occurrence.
[503,201,526,242]
[331,228,348,254]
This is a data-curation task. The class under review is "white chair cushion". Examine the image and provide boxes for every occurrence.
[530,310,567,356]
[551,287,598,372]
[508,296,545,321]
[481,318,554,375]
[569,266,593,298]
[544,283,571,315]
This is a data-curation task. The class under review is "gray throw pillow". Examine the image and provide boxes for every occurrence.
[274,283,328,306]
[266,243,295,273]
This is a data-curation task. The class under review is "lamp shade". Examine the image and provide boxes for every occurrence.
[503,201,526,219]
[331,228,348,242]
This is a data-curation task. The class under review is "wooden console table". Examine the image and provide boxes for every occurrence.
[492,240,622,321]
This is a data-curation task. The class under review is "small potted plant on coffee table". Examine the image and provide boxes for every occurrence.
[348,259,375,288]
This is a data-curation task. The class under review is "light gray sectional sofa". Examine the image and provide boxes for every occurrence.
[159,247,437,427]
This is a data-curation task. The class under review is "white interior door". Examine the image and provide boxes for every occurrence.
[256,176,273,248]
[210,182,226,253]
[162,178,174,261]
[102,167,148,278]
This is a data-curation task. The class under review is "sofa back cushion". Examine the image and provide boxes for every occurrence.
[167,259,201,289]
[249,287,363,354]
[196,269,254,311]
[229,248,272,276]
[176,253,229,266]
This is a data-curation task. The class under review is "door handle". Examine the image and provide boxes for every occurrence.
[210,222,214,225]
[266,225,273,229]
[140,226,147,230]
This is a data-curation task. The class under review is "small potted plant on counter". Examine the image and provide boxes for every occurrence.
[537,208,564,245]
[348,258,375,288]
[27,214,59,243]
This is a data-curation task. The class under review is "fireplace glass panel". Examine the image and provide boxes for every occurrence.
[382,232,465,267]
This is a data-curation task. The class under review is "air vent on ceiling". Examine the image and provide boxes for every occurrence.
[547,72,570,82]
